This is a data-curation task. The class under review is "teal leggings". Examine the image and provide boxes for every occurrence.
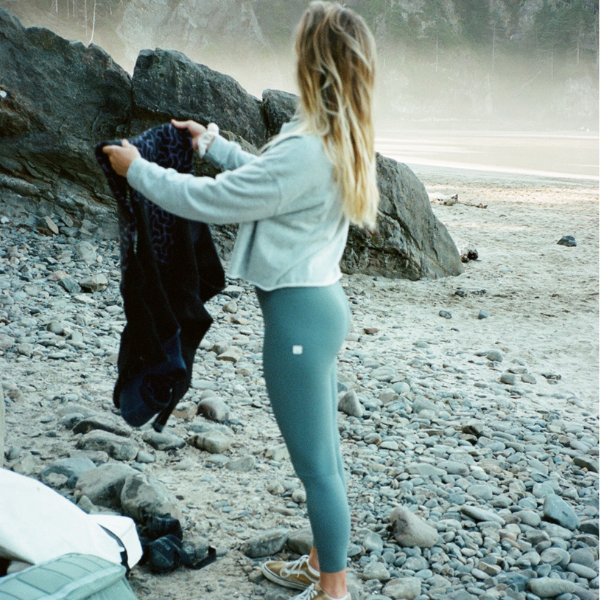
[256,283,351,573]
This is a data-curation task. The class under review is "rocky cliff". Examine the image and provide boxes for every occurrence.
[0,8,463,281]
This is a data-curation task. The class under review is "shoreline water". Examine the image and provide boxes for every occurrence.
[375,131,599,181]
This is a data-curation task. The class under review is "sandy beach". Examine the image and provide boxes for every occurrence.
[1,166,598,600]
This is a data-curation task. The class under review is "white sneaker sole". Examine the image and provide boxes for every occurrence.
[260,563,317,591]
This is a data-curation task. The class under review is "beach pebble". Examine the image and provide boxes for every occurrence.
[142,430,185,451]
[390,506,439,548]
[361,561,390,581]
[383,578,422,600]
[120,472,182,521]
[338,390,363,418]
[198,397,230,422]
[529,578,578,597]
[225,455,255,472]
[286,528,313,555]
[190,429,231,454]
[76,430,139,461]
[241,528,289,558]
[75,463,137,509]
[557,236,577,247]
[543,495,580,530]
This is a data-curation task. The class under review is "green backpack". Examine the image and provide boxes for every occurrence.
[0,554,138,600]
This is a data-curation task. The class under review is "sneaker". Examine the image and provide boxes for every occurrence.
[261,555,320,590]
[292,583,351,600]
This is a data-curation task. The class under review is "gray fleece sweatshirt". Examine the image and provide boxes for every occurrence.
[126,121,350,291]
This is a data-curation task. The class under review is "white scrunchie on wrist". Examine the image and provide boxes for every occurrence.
[197,123,219,158]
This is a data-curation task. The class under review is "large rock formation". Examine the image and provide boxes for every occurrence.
[0,10,462,280]
[256,90,463,279]
[131,48,267,147]
[0,8,131,217]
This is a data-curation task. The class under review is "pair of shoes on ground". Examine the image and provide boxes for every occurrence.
[261,555,351,600]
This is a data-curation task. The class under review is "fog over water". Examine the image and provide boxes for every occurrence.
[6,5,599,181]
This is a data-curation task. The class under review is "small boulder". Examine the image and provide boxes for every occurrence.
[120,472,182,521]
[390,506,439,548]
[241,528,289,558]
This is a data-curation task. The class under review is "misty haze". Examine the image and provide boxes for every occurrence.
[4,0,598,180]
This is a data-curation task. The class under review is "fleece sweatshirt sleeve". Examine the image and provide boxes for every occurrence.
[204,134,257,171]
[126,135,316,226]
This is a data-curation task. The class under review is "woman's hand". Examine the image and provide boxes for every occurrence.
[102,139,141,177]
[172,119,207,150]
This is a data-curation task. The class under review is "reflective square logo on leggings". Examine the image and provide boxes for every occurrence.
[292,345,303,355]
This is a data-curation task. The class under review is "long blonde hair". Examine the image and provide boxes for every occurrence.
[293,1,379,229]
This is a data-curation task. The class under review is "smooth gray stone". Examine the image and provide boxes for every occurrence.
[286,528,313,555]
[136,450,155,464]
[79,274,108,292]
[225,455,255,472]
[404,556,428,571]
[383,577,422,600]
[566,563,598,579]
[487,350,503,362]
[362,561,391,582]
[478,310,488,319]
[75,463,137,509]
[557,236,576,247]
[461,505,505,525]
[372,366,396,382]
[534,482,560,498]
[500,372,517,385]
[540,547,571,567]
[41,457,96,488]
[439,460,469,475]
[76,430,139,461]
[392,382,411,395]
[390,506,439,548]
[467,484,493,500]
[74,241,97,263]
[241,528,289,558]
[529,578,577,598]
[529,458,550,477]
[573,456,599,473]
[72,414,131,437]
[190,429,231,454]
[58,277,81,294]
[413,396,438,414]
[543,495,580,531]
[569,548,597,569]
[338,390,364,418]
[408,463,446,478]
[517,511,542,527]
[363,531,384,553]
[120,472,182,521]
[142,429,185,451]
[198,397,230,422]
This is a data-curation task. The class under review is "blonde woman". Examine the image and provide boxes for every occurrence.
[103,3,378,598]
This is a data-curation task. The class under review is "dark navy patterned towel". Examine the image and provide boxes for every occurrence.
[96,124,225,430]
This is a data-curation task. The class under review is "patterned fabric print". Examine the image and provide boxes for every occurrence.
[96,125,194,270]
[129,125,194,267]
